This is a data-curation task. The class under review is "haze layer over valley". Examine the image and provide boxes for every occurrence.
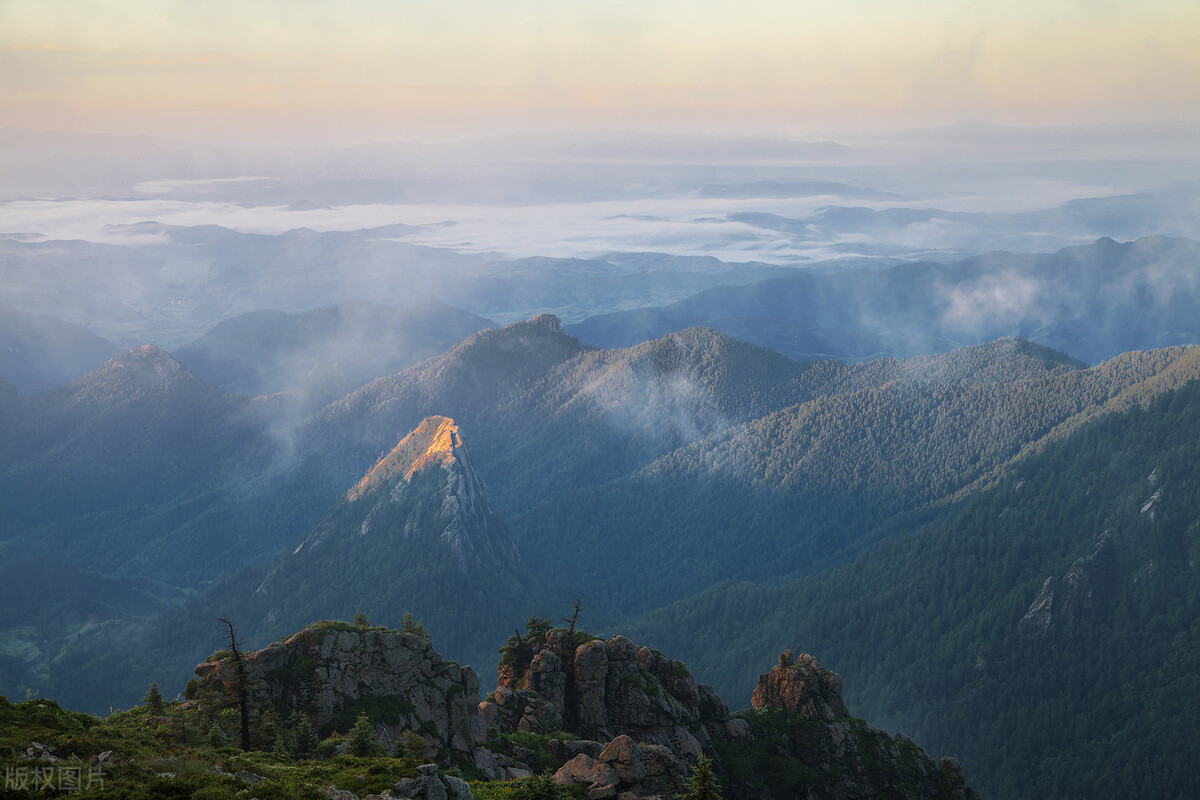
[4,124,1199,354]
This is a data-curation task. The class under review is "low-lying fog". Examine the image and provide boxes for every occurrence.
[2,123,1199,354]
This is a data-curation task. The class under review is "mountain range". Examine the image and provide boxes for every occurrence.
[3,237,1200,796]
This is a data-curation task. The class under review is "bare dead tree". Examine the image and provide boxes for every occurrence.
[563,599,582,644]
[216,617,251,750]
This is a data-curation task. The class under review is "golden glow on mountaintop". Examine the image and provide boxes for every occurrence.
[346,416,461,502]
[2,0,1197,140]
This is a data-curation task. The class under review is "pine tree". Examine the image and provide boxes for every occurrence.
[144,682,164,716]
[347,711,382,757]
[680,754,722,800]
[352,609,371,627]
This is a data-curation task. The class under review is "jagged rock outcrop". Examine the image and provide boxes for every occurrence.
[259,416,519,585]
[536,644,978,799]
[1021,531,1118,632]
[480,631,748,763]
[736,651,980,800]
[193,625,487,765]
[751,649,849,721]
[192,623,975,798]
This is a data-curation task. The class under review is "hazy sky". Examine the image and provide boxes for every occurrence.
[3,0,1199,142]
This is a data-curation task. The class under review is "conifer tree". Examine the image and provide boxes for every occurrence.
[208,721,226,750]
[399,611,430,640]
[347,711,382,757]
[144,682,164,716]
[216,617,251,750]
[290,710,319,759]
[680,754,722,800]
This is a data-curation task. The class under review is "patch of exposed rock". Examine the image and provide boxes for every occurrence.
[1021,532,1117,632]
[393,762,474,799]
[750,649,849,721]
[193,625,486,765]
[553,734,686,800]
[480,631,749,763]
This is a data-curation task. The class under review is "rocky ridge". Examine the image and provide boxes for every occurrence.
[193,624,487,766]
[192,623,975,799]
[480,628,976,799]
[1021,531,1118,632]
[482,630,748,761]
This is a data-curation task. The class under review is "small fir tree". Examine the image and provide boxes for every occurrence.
[144,682,165,716]
[273,726,289,755]
[680,754,723,800]
[207,721,226,750]
[399,611,430,640]
[352,609,371,627]
[347,711,382,757]
[289,710,319,759]
[254,707,282,751]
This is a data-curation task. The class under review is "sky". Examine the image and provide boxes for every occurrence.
[3,0,1199,143]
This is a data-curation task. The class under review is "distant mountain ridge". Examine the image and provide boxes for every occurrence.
[569,235,1200,365]
[173,299,493,397]
[0,304,119,393]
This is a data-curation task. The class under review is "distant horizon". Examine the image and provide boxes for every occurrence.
[4,1,1198,145]
[4,116,1200,155]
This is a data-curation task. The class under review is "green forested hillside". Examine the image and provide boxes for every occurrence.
[627,377,1200,799]
[508,343,1200,618]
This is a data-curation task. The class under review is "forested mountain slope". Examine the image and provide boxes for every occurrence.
[626,375,1200,799]
[5,316,1200,738]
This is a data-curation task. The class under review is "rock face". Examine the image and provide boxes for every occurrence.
[533,645,978,800]
[751,650,850,721]
[194,623,976,798]
[193,625,486,764]
[261,416,520,583]
[1021,532,1117,632]
[480,631,748,763]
